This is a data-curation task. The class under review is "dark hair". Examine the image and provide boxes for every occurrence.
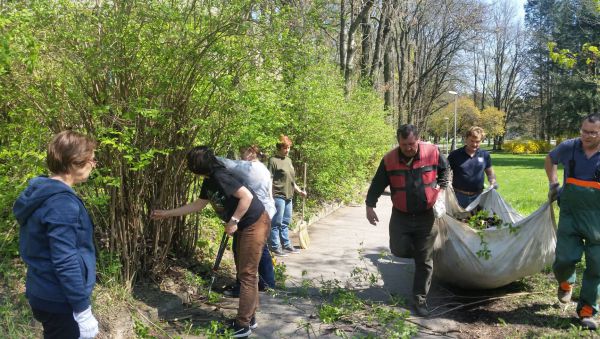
[396,124,419,139]
[47,130,97,175]
[241,144,266,162]
[186,146,225,176]
[276,135,292,150]
[583,113,600,124]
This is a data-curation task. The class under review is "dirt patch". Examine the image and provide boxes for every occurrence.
[427,274,589,338]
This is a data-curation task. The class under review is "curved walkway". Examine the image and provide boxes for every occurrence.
[252,196,460,338]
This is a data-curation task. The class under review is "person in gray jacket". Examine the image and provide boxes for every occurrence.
[219,145,276,295]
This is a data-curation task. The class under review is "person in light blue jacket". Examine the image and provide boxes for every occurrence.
[13,130,99,339]
[218,145,276,295]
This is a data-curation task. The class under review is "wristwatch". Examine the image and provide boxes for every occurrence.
[230,217,240,225]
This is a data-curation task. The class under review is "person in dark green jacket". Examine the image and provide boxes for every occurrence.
[546,113,600,330]
[268,135,306,256]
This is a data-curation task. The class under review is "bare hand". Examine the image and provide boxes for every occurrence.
[298,189,307,198]
[366,206,379,226]
[150,210,171,220]
[225,223,238,236]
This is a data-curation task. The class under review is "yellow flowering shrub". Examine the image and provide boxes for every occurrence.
[503,140,552,154]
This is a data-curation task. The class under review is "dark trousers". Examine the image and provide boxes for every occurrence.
[455,190,480,209]
[388,208,438,303]
[32,308,79,339]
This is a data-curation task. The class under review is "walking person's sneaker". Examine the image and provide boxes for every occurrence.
[557,281,572,304]
[223,284,240,298]
[271,247,288,257]
[414,299,429,317]
[219,321,251,338]
[579,305,597,330]
[283,245,300,254]
[250,316,258,330]
[581,317,598,330]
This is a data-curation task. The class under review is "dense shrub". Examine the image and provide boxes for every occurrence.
[503,140,553,154]
[0,1,392,284]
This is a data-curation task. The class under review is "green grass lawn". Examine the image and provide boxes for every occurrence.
[490,152,563,215]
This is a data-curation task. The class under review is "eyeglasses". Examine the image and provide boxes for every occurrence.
[580,129,600,138]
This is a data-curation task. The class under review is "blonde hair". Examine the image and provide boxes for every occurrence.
[466,126,485,140]
[276,135,292,150]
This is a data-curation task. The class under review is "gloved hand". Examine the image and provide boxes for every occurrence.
[548,182,560,202]
[73,306,99,339]
[433,196,446,218]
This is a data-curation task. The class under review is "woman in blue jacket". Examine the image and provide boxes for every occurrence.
[13,130,99,339]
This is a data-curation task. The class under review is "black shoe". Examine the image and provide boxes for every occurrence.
[271,248,288,257]
[250,316,258,330]
[220,321,251,338]
[581,317,598,330]
[223,285,240,298]
[414,299,429,317]
[283,245,300,254]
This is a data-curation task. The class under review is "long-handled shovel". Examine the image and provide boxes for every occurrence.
[208,232,229,295]
[298,163,310,249]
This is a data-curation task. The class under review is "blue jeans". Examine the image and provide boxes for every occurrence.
[270,197,293,250]
[455,191,480,209]
[258,245,275,289]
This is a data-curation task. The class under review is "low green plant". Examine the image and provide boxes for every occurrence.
[184,271,206,289]
[273,260,287,287]
[96,250,123,286]
[133,318,154,338]
[201,320,231,338]
[476,231,492,260]
[297,270,314,298]
[206,291,222,304]
[466,209,521,260]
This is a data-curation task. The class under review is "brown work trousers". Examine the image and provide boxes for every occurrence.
[235,212,270,327]
[388,208,438,304]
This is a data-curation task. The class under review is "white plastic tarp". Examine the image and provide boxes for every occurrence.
[433,187,557,289]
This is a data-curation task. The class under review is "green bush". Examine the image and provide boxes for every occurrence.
[0,1,393,285]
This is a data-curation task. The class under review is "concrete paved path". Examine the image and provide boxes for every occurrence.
[252,196,461,338]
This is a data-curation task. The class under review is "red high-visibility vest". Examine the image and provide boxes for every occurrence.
[383,142,440,212]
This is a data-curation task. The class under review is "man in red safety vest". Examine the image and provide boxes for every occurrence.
[365,124,449,317]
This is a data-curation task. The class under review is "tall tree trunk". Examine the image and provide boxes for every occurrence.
[359,7,371,80]
[344,0,374,95]
[339,0,346,73]
[383,39,393,112]
[369,0,388,85]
